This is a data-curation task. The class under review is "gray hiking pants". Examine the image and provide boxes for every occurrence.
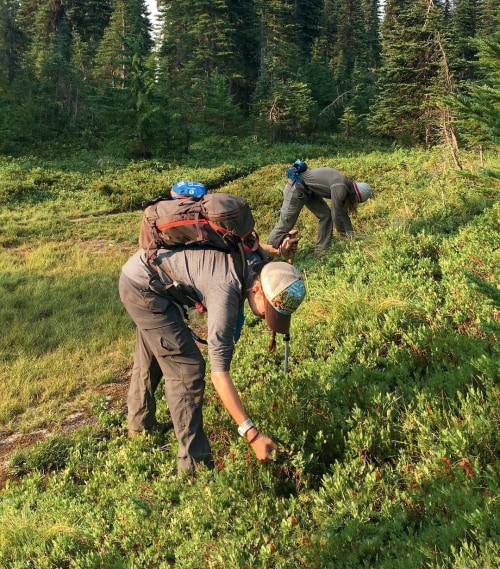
[119,272,213,474]
[267,181,333,253]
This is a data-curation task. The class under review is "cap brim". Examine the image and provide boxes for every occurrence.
[264,297,291,334]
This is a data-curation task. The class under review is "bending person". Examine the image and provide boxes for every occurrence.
[267,162,372,254]
[119,214,304,475]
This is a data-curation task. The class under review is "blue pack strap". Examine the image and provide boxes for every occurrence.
[234,302,245,343]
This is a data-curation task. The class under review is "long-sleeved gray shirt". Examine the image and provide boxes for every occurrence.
[301,167,354,234]
[121,247,259,372]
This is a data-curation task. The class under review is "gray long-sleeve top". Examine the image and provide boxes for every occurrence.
[301,167,354,235]
[121,247,259,372]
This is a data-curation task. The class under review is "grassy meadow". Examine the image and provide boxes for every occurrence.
[0,139,499,568]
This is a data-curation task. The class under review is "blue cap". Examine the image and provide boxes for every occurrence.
[171,181,207,200]
[293,160,307,173]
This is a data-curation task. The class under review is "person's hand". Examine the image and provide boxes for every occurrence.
[249,432,279,461]
[279,232,299,260]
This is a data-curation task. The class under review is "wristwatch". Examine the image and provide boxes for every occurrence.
[237,418,254,437]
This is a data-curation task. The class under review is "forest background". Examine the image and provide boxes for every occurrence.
[0,0,499,568]
[0,0,498,157]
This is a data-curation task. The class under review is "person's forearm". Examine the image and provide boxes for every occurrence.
[211,370,279,458]
[259,243,280,258]
[211,370,249,425]
[333,208,354,234]
[260,234,298,259]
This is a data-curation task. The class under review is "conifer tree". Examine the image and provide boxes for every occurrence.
[94,0,151,87]
[4,0,114,141]
[450,32,500,157]
[293,0,323,58]
[12,0,84,130]
[331,0,365,93]
[226,0,259,111]
[66,0,113,75]
[306,0,380,132]
[0,0,22,83]
[447,0,482,84]
[93,0,155,155]
[252,0,315,140]
[368,0,448,145]
[0,0,27,150]
[477,0,500,38]
[349,0,381,128]
[304,0,339,128]
[156,0,248,140]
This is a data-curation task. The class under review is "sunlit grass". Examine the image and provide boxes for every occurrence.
[0,144,498,568]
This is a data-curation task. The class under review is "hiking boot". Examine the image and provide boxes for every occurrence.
[127,421,174,438]
[150,421,174,434]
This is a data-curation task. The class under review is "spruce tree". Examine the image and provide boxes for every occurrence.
[0,0,27,150]
[349,0,382,129]
[477,0,500,38]
[450,32,500,157]
[93,0,155,155]
[331,0,365,94]
[293,0,323,59]
[226,0,259,112]
[306,0,381,132]
[157,0,248,140]
[94,0,152,87]
[368,0,448,145]
[5,0,114,142]
[0,0,23,84]
[305,0,339,128]
[447,0,482,84]
[252,0,315,140]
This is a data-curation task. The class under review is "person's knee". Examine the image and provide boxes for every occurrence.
[182,353,206,383]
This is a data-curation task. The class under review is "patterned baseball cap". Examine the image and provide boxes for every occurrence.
[261,262,306,334]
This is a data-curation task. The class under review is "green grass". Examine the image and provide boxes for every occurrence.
[0,142,498,568]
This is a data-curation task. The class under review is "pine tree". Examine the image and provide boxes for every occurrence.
[5,0,114,140]
[331,0,365,93]
[156,0,249,140]
[226,0,259,111]
[349,0,382,128]
[306,0,381,132]
[368,0,448,145]
[293,0,323,59]
[251,0,315,140]
[0,0,23,84]
[0,0,28,151]
[450,32,500,157]
[66,0,113,76]
[201,71,243,135]
[94,0,152,87]
[477,0,500,38]
[93,0,155,155]
[447,0,482,84]
[12,0,83,130]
